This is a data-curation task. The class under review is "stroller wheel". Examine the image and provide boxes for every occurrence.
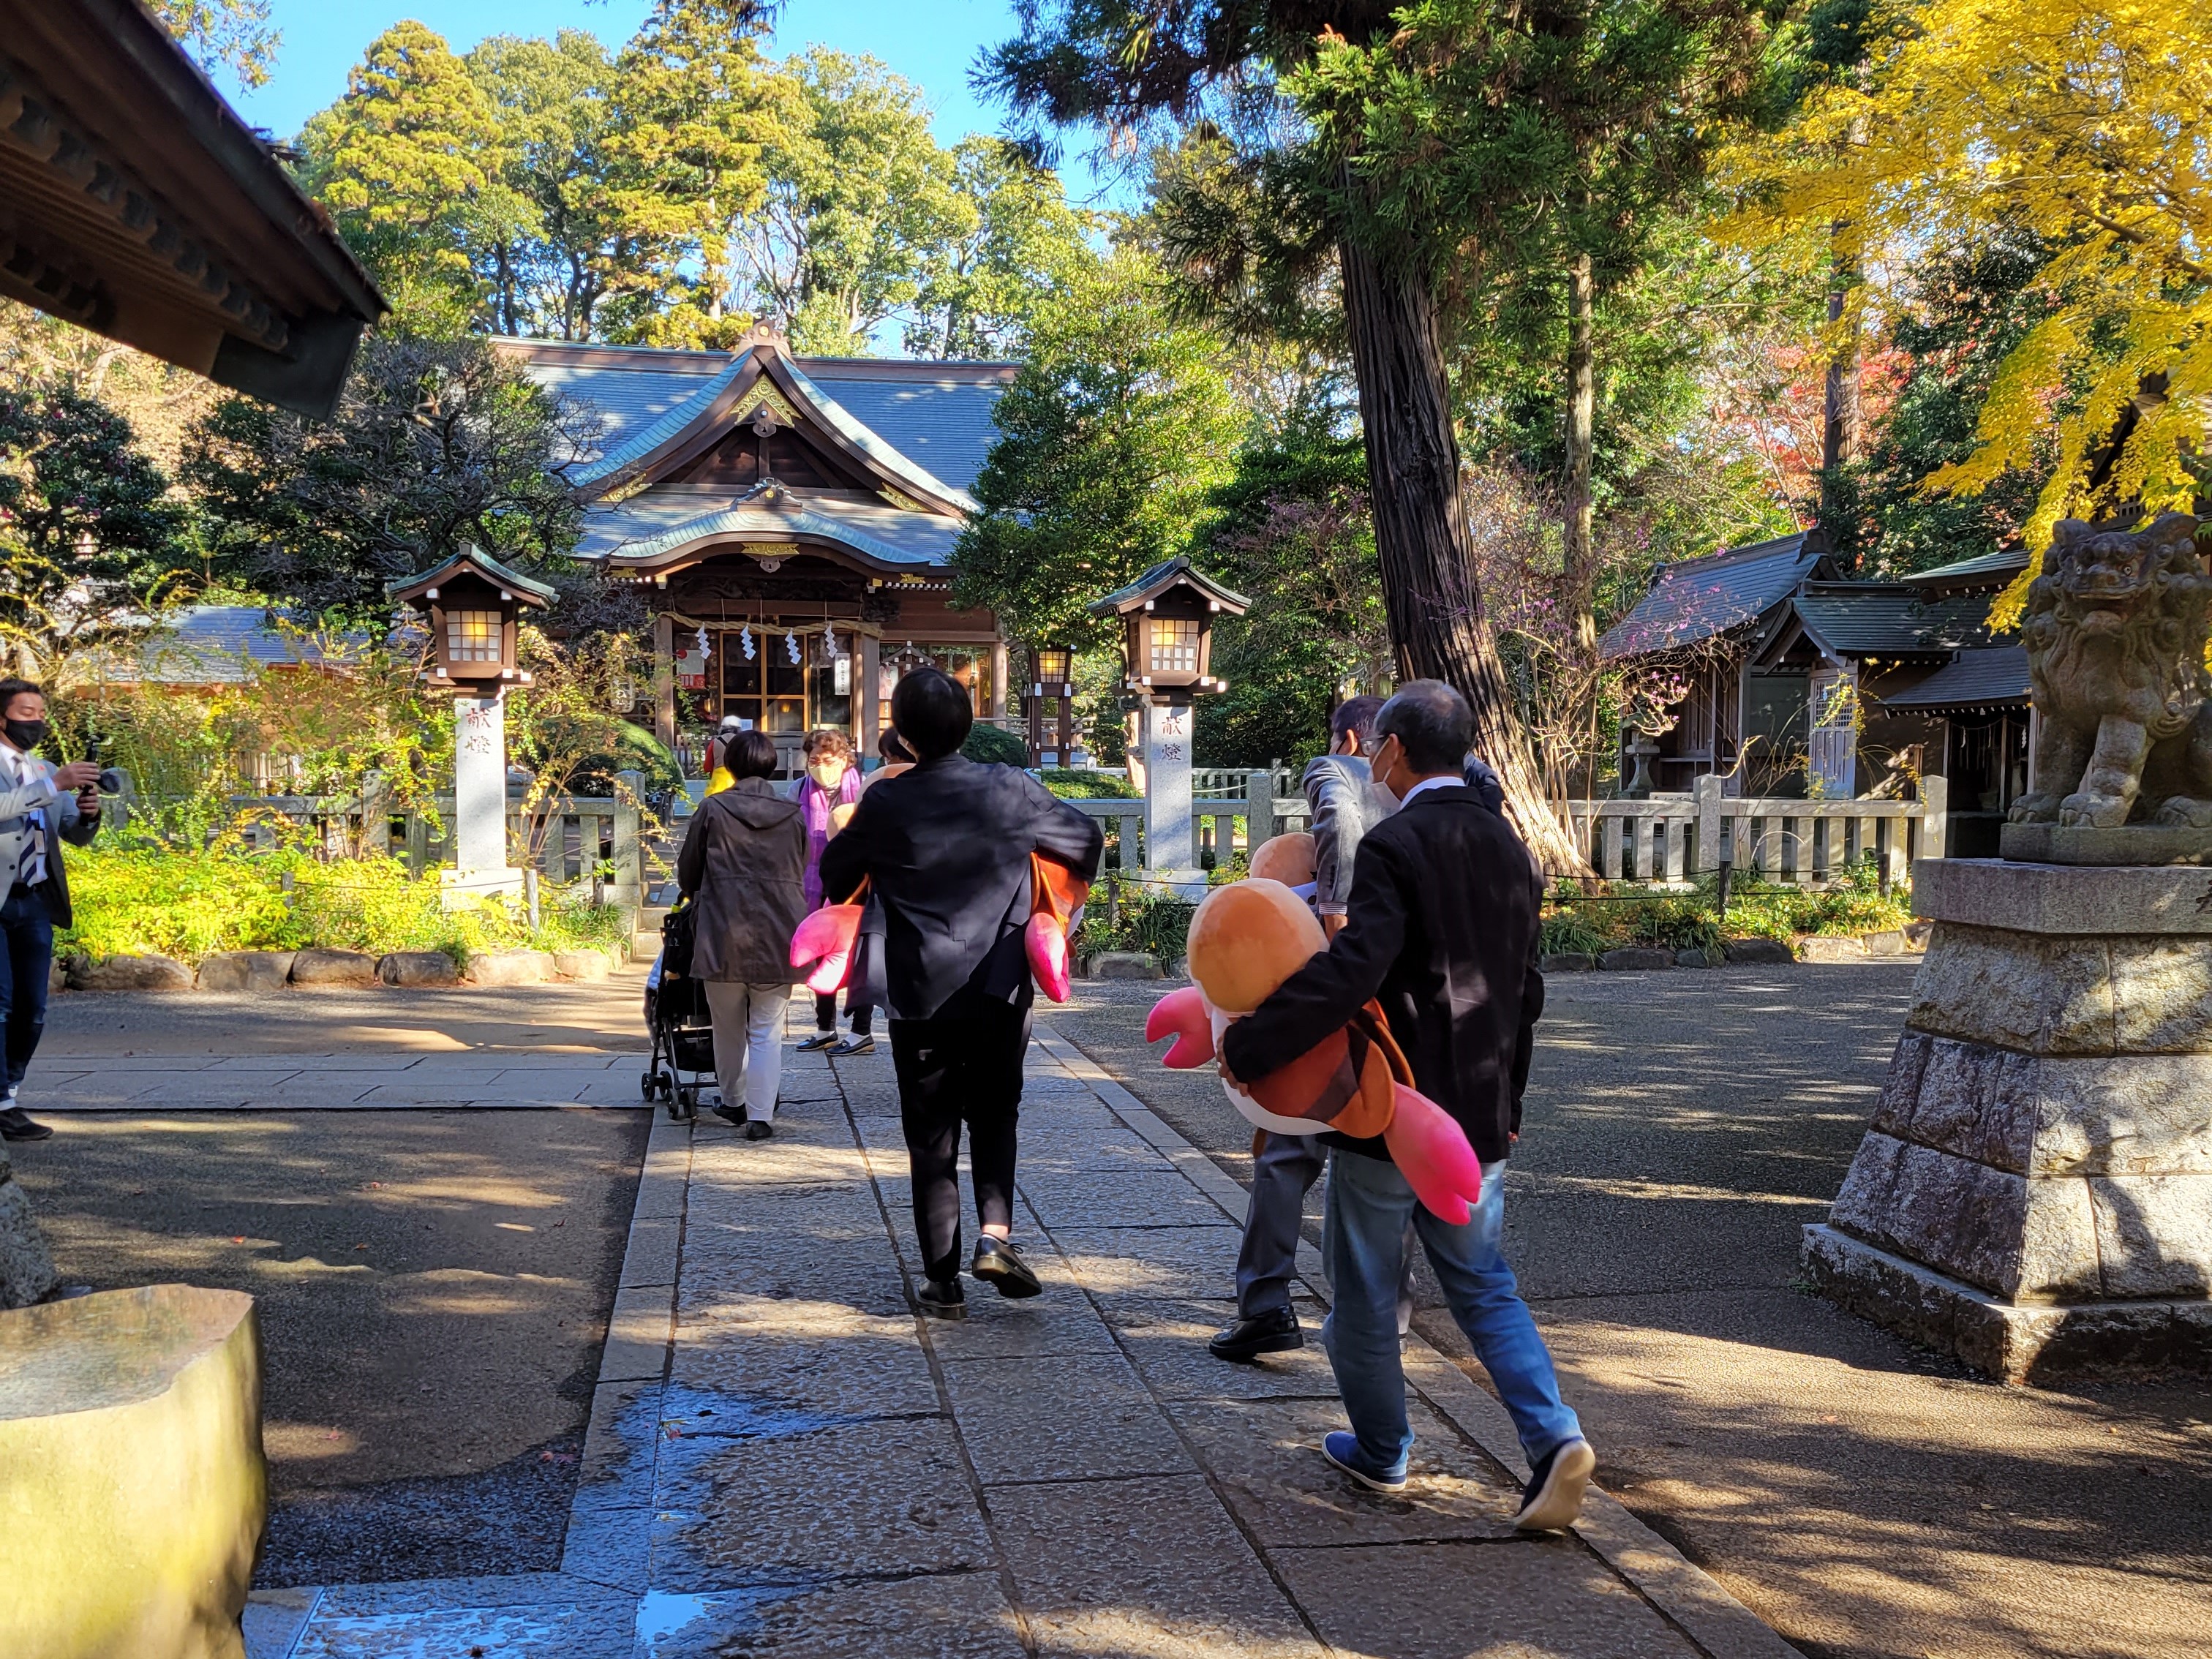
[640,1070,657,1102]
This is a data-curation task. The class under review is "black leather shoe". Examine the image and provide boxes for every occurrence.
[1210,1305,1303,1362]
[971,1236,1043,1299]
[744,1118,774,1141]
[917,1279,966,1320]
[0,1105,51,1142]
[795,1032,838,1052]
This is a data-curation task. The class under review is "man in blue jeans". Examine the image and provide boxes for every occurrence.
[1221,680,1594,1531]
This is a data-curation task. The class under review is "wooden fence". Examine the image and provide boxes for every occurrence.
[1551,775,1946,887]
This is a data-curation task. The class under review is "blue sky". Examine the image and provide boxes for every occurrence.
[227,0,1128,204]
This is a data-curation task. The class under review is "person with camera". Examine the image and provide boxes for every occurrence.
[0,680,102,1143]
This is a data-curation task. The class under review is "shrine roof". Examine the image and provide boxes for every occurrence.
[1875,646,2031,712]
[1598,532,1825,660]
[576,489,963,572]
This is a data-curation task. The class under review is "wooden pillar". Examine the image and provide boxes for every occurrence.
[990,640,1009,721]
[858,631,881,760]
[651,612,676,752]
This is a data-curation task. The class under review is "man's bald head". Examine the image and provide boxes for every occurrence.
[1374,680,1473,775]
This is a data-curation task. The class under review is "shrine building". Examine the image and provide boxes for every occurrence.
[502,325,1017,776]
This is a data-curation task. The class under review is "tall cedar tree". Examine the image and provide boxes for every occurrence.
[983,0,1780,868]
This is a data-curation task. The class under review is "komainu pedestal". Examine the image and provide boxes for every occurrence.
[1804,858,2212,1381]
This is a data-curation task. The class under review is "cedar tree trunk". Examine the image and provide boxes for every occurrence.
[1563,250,1598,659]
[1339,236,1586,874]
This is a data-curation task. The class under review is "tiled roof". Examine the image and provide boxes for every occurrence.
[1091,555,1253,616]
[1599,533,1819,659]
[1877,646,2031,710]
[1791,584,2002,657]
[503,340,1015,492]
[578,492,963,569]
[88,606,359,684]
[1899,549,2030,587]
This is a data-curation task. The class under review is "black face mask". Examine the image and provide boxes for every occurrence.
[3,719,45,752]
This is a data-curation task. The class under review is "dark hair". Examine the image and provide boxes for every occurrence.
[0,678,45,718]
[1331,694,1385,748]
[891,667,973,760]
[878,728,914,763]
[1374,680,1473,774]
[725,729,778,780]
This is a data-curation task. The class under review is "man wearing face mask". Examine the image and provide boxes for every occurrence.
[1221,680,1590,1531]
[0,681,102,1143]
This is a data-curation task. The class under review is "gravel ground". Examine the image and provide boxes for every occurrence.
[13,977,652,1587]
[1047,963,2212,1659]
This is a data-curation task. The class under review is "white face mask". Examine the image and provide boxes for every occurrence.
[808,760,847,790]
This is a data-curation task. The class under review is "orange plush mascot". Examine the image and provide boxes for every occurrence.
[1144,877,1485,1222]
[791,853,1088,1003]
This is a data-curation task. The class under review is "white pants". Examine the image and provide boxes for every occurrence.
[703,980,789,1121]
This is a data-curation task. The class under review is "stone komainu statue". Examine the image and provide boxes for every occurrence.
[2011,512,2212,828]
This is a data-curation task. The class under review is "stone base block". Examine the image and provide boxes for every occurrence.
[0,1285,265,1657]
[1598,945,1674,971]
[1723,938,1794,965]
[1803,1223,2211,1382]
[2000,822,2212,866]
[0,1147,56,1308]
[69,954,194,992]
[195,951,295,993]
[467,948,555,986]
[1085,952,1160,982]
[378,949,459,988]
[288,947,377,988]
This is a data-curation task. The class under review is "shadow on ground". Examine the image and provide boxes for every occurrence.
[1052,965,2212,1659]
[12,1105,648,1587]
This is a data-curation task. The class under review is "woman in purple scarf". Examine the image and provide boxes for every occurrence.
[793,729,871,1054]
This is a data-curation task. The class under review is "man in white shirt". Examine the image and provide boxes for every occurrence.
[0,680,102,1143]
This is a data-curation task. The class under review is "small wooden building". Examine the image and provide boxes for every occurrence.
[1603,534,2026,840]
[504,327,1015,776]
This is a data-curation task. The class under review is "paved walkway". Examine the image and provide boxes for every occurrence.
[244,1019,1795,1659]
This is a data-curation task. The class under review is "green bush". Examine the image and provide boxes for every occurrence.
[1040,768,1137,800]
[60,838,631,966]
[1078,870,1195,963]
[1538,859,1914,956]
[962,723,1031,767]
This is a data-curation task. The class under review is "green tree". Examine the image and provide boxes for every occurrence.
[1195,419,1388,768]
[737,50,967,353]
[298,20,517,331]
[904,140,1097,361]
[153,0,279,92]
[986,0,1780,868]
[181,335,595,618]
[0,383,189,675]
[952,252,1245,651]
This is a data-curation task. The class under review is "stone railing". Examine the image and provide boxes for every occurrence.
[1063,768,1310,874]
[1551,775,1947,887]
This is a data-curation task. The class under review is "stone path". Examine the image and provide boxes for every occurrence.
[244,1019,1795,1659]
[26,1052,645,1111]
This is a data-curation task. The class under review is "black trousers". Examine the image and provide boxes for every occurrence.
[813,990,873,1036]
[889,998,1030,1284]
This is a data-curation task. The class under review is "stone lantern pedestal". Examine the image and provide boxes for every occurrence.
[1803,856,2212,1380]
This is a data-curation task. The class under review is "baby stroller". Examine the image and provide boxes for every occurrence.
[642,899,715,1121]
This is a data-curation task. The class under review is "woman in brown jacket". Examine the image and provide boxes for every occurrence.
[676,730,806,1139]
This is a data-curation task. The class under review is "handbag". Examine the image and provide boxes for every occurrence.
[661,897,698,981]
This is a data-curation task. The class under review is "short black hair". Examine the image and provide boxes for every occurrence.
[725,729,778,780]
[879,728,914,762]
[1375,680,1473,774]
[891,667,973,761]
[0,678,44,718]
[1331,694,1385,748]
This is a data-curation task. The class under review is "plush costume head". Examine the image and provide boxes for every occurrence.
[1246,832,1315,888]
[1146,877,1483,1222]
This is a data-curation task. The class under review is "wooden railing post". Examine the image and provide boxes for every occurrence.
[612,771,644,903]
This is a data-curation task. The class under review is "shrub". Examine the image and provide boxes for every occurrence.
[962,723,1030,767]
[1040,768,1137,800]
[1078,870,1194,962]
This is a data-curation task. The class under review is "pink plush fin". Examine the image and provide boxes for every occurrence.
[1144,984,1216,1068]
[1027,912,1072,1004]
[790,903,863,994]
[1380,1084,1484,1224]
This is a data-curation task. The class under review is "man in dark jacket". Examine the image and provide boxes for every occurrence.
[819,669,1102,1320]
[677,730,806,1139]
[1220,680,1594,1531]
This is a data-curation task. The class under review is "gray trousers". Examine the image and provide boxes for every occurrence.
[1236,1132,1414,1328]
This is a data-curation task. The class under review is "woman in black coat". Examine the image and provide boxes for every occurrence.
[676,730,806,1138]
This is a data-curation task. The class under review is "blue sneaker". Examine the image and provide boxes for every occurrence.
[1322,1430,1407,1494]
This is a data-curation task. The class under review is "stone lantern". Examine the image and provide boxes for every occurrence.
[1090,558,1251,896]
[388,546,556,905]
[1028,644,1076,767]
